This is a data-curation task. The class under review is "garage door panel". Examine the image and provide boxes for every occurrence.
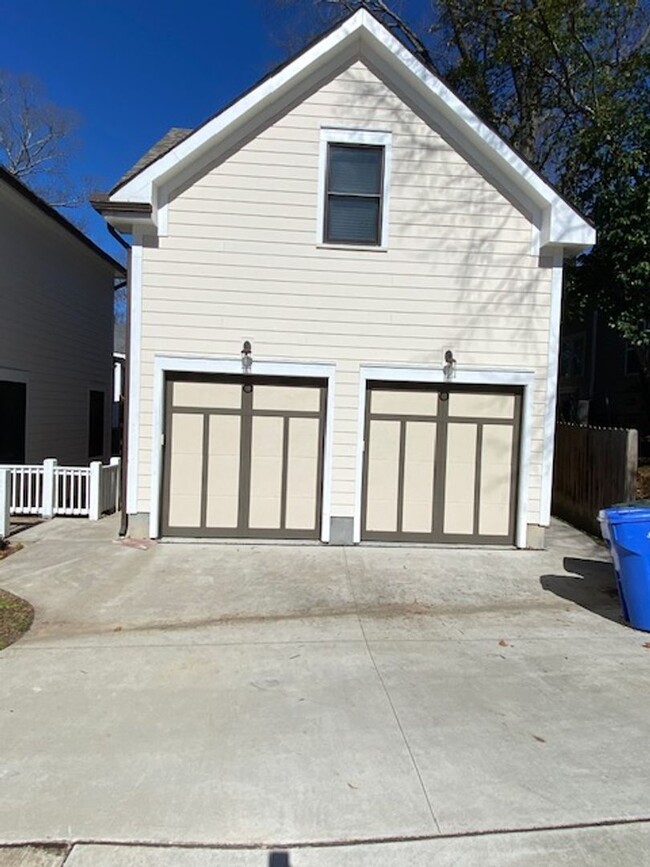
[479,425,514,536]
[249,416,284,530]
[443,422,477,535]
[167,413,203,528]
[206,415,240,529]
[402,422,436,533]
[371,389,438,416]
[365,419,400,532]
[253,385,320,413]
[173,381,241,409]
[448,392,515,419]
[285,417,319,531]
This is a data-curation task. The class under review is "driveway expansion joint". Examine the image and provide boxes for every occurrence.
[341,547,442,835]
[7,816,650,853]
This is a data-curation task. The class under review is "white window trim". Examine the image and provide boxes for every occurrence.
[354,364,536,549]
[317,127,392,249]
[149,355,336,541]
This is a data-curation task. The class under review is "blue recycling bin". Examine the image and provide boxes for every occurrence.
[599,501,650,631]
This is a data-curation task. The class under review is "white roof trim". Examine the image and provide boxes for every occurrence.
[110,9,594,251]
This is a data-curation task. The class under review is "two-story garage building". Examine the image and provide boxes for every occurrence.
[93,10,594,548]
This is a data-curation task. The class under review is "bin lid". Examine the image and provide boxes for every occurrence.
[601,500,650,523]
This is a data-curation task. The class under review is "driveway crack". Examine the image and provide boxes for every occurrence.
[342,548,442,834]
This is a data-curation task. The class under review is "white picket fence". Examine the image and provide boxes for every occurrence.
[0,458,121,537]
[4,465,44,515]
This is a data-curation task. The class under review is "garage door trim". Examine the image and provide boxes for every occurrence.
[355,365,535,547]
[361,381,522,544]
[150,356,336,540]
[161,374,327,539]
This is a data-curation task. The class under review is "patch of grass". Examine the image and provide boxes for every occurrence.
[0,587,34,650]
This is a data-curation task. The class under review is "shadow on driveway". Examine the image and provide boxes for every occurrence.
[540,557,624,625]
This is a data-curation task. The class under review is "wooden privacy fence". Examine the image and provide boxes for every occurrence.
[0,458,121,537]
[552,424,638,536]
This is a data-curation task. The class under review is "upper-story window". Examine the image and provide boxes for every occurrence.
[325,145,384,245]
[319,129,392,248]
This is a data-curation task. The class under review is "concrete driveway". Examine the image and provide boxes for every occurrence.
[1,517,649,865]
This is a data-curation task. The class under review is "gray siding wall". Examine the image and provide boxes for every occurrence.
[137,61,555,525]
[0,181,115,466]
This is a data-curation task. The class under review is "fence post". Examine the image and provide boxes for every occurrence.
[625,428,639,502]
[110,457,121,511]
[42,458,58,519]
[89,461,102,521]
[0,469,10,540]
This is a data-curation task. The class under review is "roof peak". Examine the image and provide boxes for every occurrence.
[98,7,593,252]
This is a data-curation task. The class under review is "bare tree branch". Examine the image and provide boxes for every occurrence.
[0,69,83,208]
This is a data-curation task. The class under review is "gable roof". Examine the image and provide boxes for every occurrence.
[0,166,126,276]
[96,9,594,252]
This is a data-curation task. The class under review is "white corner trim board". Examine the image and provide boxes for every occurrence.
[149,356,336,541]
[110,10,594,253]
[353,364,536,548]
[540,251,565,525]
[126,235,143,515]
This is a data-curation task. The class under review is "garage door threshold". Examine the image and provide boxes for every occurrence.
[159,537,517,550]
[160,537,322,546]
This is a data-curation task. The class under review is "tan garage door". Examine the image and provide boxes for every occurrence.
[362,383,521,544]
[162,375,326,538]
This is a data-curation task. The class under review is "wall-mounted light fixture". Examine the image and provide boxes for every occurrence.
[241,340,253,372]
[443,349,456,380]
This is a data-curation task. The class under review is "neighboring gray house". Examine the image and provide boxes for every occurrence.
[94,10,594,548]
[0,167,125,466]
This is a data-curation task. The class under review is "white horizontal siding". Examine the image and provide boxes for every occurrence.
[137,61,554,526]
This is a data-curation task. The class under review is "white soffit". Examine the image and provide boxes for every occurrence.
[111,9,595,251]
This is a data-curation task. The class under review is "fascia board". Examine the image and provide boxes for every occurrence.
[542,199,596,247]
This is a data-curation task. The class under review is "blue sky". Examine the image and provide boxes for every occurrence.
[0,0,299,258]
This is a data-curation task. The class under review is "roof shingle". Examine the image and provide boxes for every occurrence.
[112,127,192,193]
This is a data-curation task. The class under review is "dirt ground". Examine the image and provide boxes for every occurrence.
[637,463,650,499]
[0,543,33,650]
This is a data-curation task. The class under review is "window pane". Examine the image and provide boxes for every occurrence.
[328,145,382,195]
[326,196,380,245]
[0,380,26,463]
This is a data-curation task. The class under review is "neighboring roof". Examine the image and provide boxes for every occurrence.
[102,9,595,251]
[113,127,192,192]
[0,166,126,276]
